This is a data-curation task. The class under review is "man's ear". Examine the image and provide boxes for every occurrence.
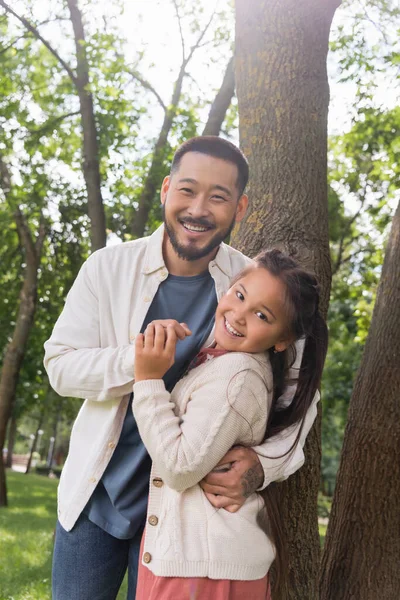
[235,194,248,223]
[160,176,170,205]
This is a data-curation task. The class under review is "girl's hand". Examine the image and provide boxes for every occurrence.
[135,323,178,381]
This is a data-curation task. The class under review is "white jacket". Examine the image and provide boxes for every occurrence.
[43,225,319,532]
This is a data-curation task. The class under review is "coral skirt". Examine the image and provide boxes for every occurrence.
[136,532,272,600]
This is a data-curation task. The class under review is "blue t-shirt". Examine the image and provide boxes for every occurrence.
[84,271,217,539]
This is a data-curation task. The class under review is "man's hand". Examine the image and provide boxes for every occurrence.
[200,446,264,513]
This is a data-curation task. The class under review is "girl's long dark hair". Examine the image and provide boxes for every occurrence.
[245,250,329,596]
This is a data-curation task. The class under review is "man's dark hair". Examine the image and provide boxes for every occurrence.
[170,136,249,197]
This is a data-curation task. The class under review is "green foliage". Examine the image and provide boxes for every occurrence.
[322,0,400,493]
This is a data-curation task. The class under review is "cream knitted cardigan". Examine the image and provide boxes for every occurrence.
[132,350,275,580]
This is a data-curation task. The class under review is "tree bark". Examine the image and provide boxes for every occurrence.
[234,1,340,598]
[202,56,235,136]
[67,0,106,251]
[319,201,400,599]
[0,158,46,506]
[5,412,17,468]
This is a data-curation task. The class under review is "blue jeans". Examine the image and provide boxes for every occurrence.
[52,514,144,600]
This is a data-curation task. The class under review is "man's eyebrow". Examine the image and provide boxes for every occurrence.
[238,283,277,321]
[213,184,232,197]
[177,178,232,197]
[178,178,198,185]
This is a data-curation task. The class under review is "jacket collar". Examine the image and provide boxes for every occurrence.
[141,225,167,274]
[141,224,232,278]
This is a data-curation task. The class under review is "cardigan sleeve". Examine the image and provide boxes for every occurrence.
[132,366,271,492]
[44,254,135,401]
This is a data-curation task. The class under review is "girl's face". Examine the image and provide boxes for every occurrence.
[214,267,292,354]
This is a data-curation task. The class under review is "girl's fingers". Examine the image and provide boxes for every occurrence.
[135,333,144,351]
[144,323,155,349]
[154,323,166,352]
[180,322,192,336]
[165,324,177,355]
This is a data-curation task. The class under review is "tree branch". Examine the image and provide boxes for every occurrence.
[27,111,80,138]
[129,70,166,112]
[172,0,186,61]
[0,0,77,85]
[202,55,235,136]
[186,7,216,65]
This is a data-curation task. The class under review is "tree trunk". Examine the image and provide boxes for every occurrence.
[202,56,235,136]
[234,1,340,598]
[0,158,45,506]
[67,0,106,251]
[5,412,17,468]
[319,201,400,599]
[25,410,45,475]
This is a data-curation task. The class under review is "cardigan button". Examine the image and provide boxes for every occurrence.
[143,552,152,564]
[152,477,164,488]
[148,515,158,526]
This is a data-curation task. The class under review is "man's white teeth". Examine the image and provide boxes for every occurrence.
[183,223,208,232]
[225,318,243,337]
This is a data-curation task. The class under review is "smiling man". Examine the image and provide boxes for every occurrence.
[44,136,319,600]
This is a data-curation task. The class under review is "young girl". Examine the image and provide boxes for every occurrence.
[132,249,328,600]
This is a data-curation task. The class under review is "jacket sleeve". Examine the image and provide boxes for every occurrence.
[254,390,319,490]
[43,255,135,401]
[132,368,271,492]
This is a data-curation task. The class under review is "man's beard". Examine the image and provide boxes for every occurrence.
[162,205,236,262]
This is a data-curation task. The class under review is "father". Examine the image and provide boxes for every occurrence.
[44,136,319,600]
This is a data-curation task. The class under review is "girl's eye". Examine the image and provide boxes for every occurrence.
[236,291,244,301]
[256,311,269,323]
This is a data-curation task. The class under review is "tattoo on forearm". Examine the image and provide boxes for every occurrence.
[241,462,264,498]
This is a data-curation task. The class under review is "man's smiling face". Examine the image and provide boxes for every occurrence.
[161,152,248,262]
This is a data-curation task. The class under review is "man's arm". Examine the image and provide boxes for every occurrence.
[44,255,135,401]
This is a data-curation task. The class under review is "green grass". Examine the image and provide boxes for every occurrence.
[0,470,128,600]
[0,470,57,600]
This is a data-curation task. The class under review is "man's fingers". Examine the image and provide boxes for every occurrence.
[205,494,244,510]
[202,469,237,487]
[223,504,242,513]
[200,482,234,497]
